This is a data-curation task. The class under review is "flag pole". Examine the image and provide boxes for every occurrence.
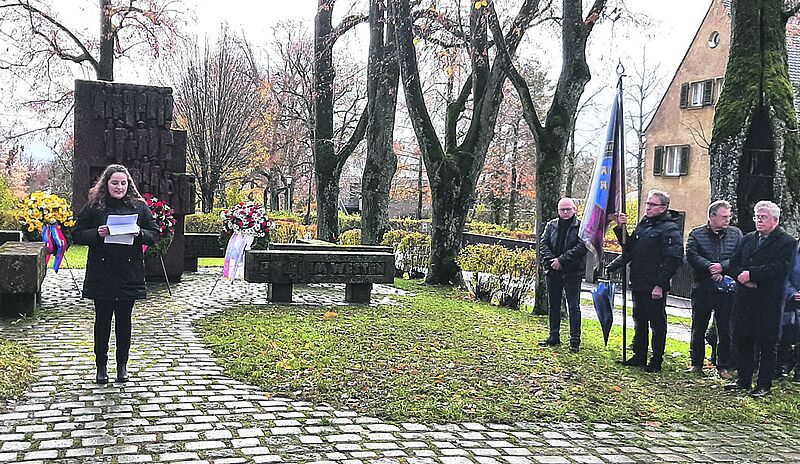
[616,61,628,363]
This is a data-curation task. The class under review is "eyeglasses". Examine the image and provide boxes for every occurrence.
[753,215,773,222]
[558,208,574,212]
[645,202,664,207]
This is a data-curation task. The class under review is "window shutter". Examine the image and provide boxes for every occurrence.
[680,83,689,108]
[654,146,664,176]
[703,79,714,106]
[680,145,690,175]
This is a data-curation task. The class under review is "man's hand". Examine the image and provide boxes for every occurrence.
[98,225,109,237]
[708,263,723,275]
[614,213,628,226]
[550,259,562,271]
[651,285,663,299]
[711,273,724,283]
[737,270,751,284]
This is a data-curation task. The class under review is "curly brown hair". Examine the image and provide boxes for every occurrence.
[86,164,144,210]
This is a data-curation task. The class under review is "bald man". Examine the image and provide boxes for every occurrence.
[538,197,588,352]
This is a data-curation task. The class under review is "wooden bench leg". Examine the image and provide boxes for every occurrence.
[0,292,38,317]
[269,283,293,303]
[345,283,372,304]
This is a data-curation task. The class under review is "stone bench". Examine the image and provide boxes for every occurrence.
[0,242,47,317]
[244,248,395,304]
[183,233,224,272]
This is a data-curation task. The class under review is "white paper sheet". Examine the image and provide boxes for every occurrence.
[107,214,139,235]
[104,233,136,245]
[104,214,139,245]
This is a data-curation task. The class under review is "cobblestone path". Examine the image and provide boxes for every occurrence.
[0,269,798,463]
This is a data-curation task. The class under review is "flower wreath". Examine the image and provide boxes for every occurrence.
[143,193,177,257]
[14,191,75,271]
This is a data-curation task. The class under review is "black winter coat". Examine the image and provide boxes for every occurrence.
[686,224,742,291]
[728,227,797,342]
[538,216,587,275]
[73,198,160,300]
[607,210,684,292]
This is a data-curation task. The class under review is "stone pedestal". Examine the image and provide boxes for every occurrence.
[0,242,47,317]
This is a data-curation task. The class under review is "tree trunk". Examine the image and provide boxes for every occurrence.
[710,0,800,234]
[361,0,399,246]
[428,161,472,285]
[200,183,215,213]
[416,154,423,219]
[314,0,338,241]
[98,0,114,81]
[508,122,520,227]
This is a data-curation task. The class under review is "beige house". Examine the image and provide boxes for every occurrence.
[642,0,731,235]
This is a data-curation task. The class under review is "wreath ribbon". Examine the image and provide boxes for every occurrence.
[223,231,254,280]
[41,223,68,272]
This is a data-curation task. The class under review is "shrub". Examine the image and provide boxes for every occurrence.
[457,244,537,309]
[185,211,224,233]
[457,244,507,302]
[389,217,430,233]
[272,220,304,244]
[0,210,16,230]
[381,229,412,250]
[397,232,431,278]
[338,212,361,233]
[338,228,362,245]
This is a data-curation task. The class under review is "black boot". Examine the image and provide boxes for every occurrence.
[116,363,129,383]
[645,357,663,373]
[96,365,109,384]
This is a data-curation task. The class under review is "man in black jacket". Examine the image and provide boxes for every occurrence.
[538,197,588,352]
[724,200,797,397]
[607,190,684,372]
[685,200,742,379]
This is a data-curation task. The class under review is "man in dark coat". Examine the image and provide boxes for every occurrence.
[725,200,797,397]
[607,190,684,372]
[538,197,588,352]
[685,200,742,379]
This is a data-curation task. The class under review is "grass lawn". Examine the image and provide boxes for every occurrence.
[0,339,38,408]
[580,298,693,326]
[198,279,800,424]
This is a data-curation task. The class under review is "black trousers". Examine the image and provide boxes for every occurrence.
[546,273,583,346]
[631,291,668,362]
[690,289,733,368]
[94,299,134,367]
[735,332,777,390]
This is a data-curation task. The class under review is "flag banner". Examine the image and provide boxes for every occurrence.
[578,80,626,261]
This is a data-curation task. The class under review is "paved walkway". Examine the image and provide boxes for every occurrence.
[1,269,798,464]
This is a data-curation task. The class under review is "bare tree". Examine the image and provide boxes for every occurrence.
[313,0,367,242]
[0,0,184,140]
[624,47,665,208]
[361,0,400,245]
[172,29,264,212]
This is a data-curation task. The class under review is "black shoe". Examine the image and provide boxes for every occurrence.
[96,365,109,384]
[645,361,662,373]
[538,339,560,347]
[792,371,800,383]
[724,382,749,392]
[569,345,580,353]
[116,364,129,383]
[749,387,771,398]
[620,357,646,367]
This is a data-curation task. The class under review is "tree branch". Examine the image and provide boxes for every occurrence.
[3,1,100,72]
[334,105,368,170]
[332,13,368,41]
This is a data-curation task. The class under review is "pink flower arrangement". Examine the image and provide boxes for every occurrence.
[220,200,273,238]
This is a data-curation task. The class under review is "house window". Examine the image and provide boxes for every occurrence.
[708,31,720,48]
[653,145,690,177]
[680,79,715,108]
